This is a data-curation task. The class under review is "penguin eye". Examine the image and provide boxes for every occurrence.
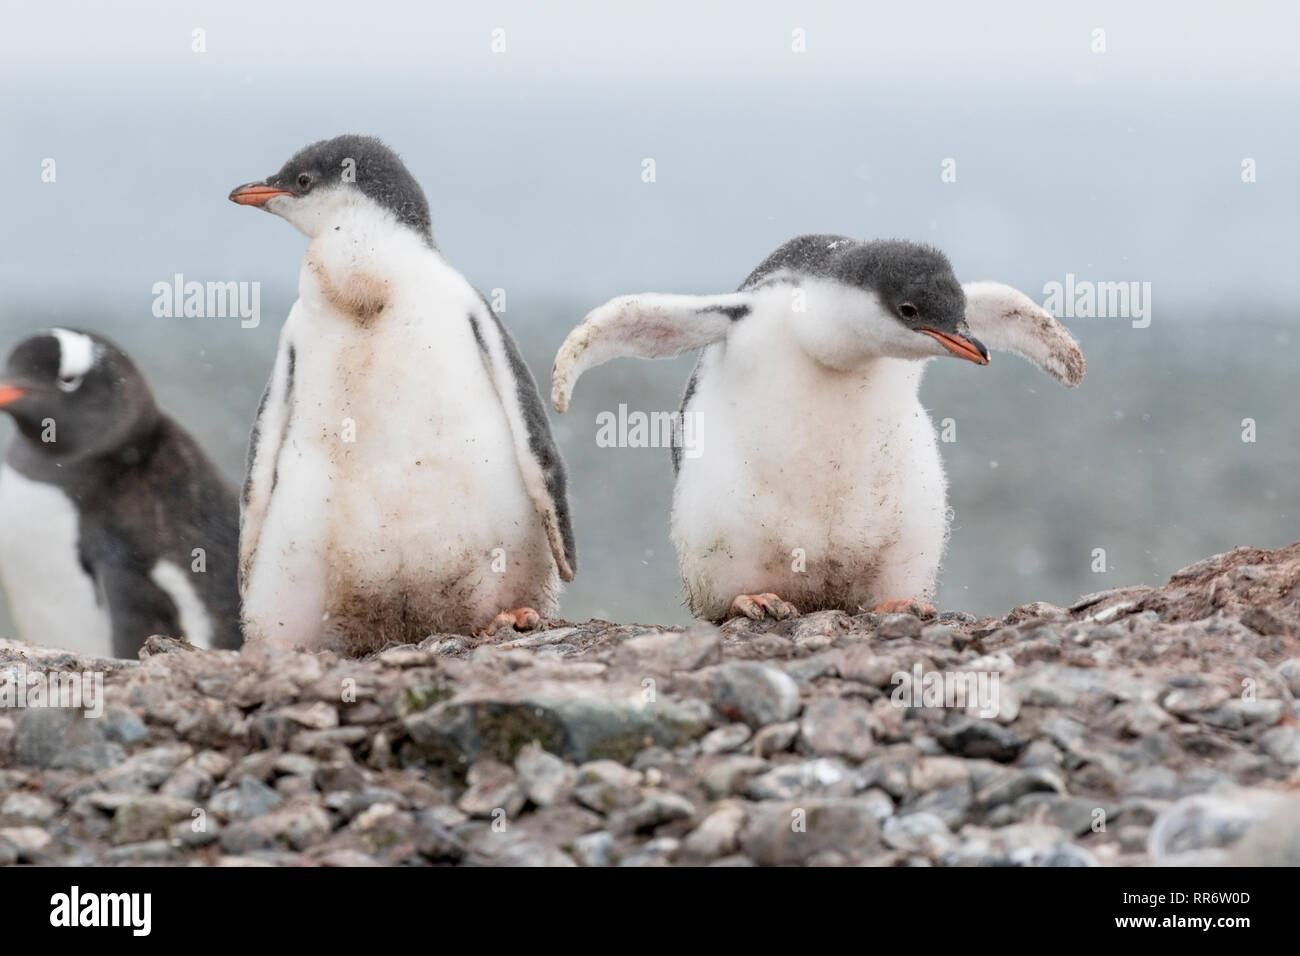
[57,374,83,393]
[898,303,918,319]
[297,172,313,190]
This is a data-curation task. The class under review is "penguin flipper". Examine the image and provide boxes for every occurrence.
[962,281,1086,387]
[239,324,296,596]
[551,292,751,412]
[471,304,578,582]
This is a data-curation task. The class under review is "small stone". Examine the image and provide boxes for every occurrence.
[1260,726,1300,765]
[0,791,57,825]
[514,743,575,808]
[799,698,874,761]
[751,721,799,757]
[458,759,525,819]
[111,795,196,844]
[909,756,970,793]
[700,723,753,755]
[701,755,769,798]
[210,775,285,822]
[703,662,802,728]
[570,830,616,867]
[740,798,882,866]
[882,812,956,857]
[613,792,695,834]
[747,758,854,800]
[681,804,746,859]
[935,718,1026,762]
[412,809,466,861]
[219,802,333,854]
[877,614,923,640]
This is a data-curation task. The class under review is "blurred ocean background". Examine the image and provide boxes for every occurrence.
[1,0,1297,632]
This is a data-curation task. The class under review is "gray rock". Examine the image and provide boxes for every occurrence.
[494,840,577,867]
[747,758,854,801]
[405,683,707,765]
[877,614,923,640]
[514,743,575,807]
[457,760,526,819]
[613,792,695,834]
[570,830,616,867]
[98,743,194,791]
[799,698,874,761]
[702,663,802,728]
[0,791,57,825]
[976,767,1066,809]
[935,719,1026,762]
[14,708,125,772]
[740,798,882,866]
[613,625,721,673]
[111,795,196,844]
[681,804,746,859]
[700,723,753,755]
[882,812,956,857]
[220,802,332,854]
[210,775,285,822]
[702,755,769,799]
[1149,791,1289,864]
[752,721,799,757]
[412,809,466,861]
[1259,725,1300,765]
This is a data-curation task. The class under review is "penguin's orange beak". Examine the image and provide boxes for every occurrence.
[0,385,26,407]
[921,329,990,365]
[229,182,292,207]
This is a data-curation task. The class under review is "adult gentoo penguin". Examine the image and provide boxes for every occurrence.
[552,234,1084,622]
[0,329,242,656]
[230,134,575,652]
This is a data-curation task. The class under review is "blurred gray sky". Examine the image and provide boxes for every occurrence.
[1,1,1298,630]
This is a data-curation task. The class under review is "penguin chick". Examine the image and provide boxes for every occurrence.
[0,329,242,656]
[230,134,576,653]
[552,234,1083,622]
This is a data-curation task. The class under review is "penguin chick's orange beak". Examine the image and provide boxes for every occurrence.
[228,183,292,207]
[921,328,990,365]
[0,385,26,407]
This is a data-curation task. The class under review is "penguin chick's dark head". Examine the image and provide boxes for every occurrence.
[0,329,157,460]
[743,234,989,366]
[228,134,433,244]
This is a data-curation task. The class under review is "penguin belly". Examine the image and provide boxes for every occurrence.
[671,343,949,619]
[0,465,113,654]
[243,301,555,652]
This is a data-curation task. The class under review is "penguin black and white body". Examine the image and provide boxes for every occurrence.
[0,329,242,656]
[552,234,1084,621]
[230,134,576,653]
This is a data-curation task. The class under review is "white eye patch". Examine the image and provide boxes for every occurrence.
[49,328,96,387]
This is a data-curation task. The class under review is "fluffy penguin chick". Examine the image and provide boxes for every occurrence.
[552,234,1084,621]
[0,329,242,656]
[231,134,575,653]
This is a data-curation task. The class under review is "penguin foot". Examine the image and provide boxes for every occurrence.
[871,598,937,619]
[483,606,542,636]
[728,593,800,621]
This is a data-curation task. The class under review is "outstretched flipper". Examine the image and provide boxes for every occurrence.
[551,292,753,412]
[962,281,1086,387]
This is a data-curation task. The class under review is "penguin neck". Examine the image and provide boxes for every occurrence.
[300,199,439,323]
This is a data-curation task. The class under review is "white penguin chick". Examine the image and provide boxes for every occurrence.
[230,135,576,653]
[552,234,1083,622]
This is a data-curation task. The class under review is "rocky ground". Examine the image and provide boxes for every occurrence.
[2,543,1300,867]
